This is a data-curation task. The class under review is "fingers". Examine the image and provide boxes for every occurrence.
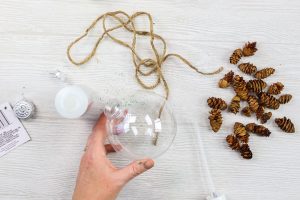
[90,110,127,146]
[115,159,154,183]
[86,113,125,156]
[89,113,107,146]
[93,113,107,140]
[84,113,108,156]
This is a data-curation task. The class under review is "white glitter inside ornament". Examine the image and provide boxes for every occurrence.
[13,100,35,119]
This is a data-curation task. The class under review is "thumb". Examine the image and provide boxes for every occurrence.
[116,159,154,184]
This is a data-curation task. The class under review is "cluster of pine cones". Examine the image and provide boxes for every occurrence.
[207,42,296,159]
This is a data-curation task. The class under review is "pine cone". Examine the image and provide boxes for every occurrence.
[275,117,295,133]
[234,122,249,143]
[240,144,253,159]
[278,94,292,104]
[230,49,243,64]
[209,109,223,132]
[238,63,257,75]
[241,106,251,117]
[233,75,249,100]
[224,70,234,83]
[207,97,227,110]
[254,125,271,136]
[245,123,256,132]
[247,79,267,93]
[242,42,257,57]
[268,82,284,95]
[246,123,271,137]
[229,96,241,114]
[256,106,264,120]
[260,112,272,124]
[254,68,275,79]
[247,95,259,112]
[218,79,230,88]
[258,92,280,110]
[226,134,240,150]
[219,71,234,88]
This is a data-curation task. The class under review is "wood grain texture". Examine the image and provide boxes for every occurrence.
[0,0,300,199]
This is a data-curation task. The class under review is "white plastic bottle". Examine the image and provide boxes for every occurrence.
[55,85,92,119]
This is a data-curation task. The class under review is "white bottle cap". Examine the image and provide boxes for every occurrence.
[55,85,90,119]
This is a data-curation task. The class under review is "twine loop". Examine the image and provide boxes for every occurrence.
[67,11,223,102]
[67,11,223,145]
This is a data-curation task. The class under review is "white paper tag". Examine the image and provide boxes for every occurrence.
[0,102,31,157]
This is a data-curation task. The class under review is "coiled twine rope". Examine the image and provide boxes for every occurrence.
[67,11,223,144]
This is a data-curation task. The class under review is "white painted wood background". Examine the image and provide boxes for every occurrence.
[1,0,300,199]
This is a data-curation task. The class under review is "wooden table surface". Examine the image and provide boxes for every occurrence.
[1,0,300,199]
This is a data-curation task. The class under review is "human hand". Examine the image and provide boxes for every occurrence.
[72,113,154,200]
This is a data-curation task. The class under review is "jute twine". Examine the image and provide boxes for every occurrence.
[67,11,223,145]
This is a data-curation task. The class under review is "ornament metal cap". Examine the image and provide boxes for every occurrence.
[13,99,36,120]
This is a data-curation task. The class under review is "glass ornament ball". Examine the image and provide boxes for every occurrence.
[105,91,177,160]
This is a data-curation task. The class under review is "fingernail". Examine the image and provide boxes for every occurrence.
[143,160,154,169]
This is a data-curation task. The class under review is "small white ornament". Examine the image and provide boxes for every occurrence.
[13,99,36,119]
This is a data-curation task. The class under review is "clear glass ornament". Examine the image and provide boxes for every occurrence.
[104,90,177,160]
[49,70,177,159]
